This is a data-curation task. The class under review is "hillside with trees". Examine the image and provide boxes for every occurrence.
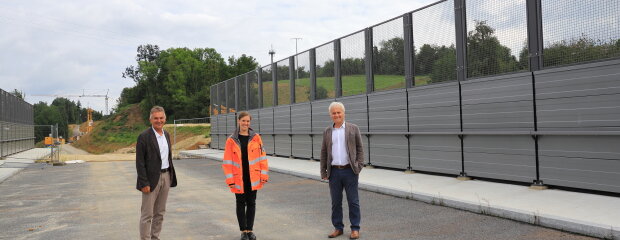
[33,98,103,142]
[118,44,258,121]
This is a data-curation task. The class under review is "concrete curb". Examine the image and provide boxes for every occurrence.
[0,168,20,184]
[180,151,619,239]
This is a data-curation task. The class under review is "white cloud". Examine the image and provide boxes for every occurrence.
[1,0,452,113]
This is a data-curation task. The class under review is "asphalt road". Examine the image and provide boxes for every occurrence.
[0,158,597,240]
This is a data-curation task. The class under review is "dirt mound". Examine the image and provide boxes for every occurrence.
[72,104,211,155]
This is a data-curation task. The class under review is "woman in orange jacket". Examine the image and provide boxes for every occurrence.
[222,111,269,240]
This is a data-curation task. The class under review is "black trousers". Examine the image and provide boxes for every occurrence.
[235,190,257,231]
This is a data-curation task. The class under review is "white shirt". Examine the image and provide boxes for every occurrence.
[152,127,170,169]
[331,122,349,166]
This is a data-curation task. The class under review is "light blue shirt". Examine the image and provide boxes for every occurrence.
[152,127,169,170]
[331,122,349,166]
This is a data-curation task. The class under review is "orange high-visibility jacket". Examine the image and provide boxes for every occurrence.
[222,128,269,193]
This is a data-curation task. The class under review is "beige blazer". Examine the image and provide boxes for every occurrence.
[320,122,365,179]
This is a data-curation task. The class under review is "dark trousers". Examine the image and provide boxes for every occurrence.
[235,190,257,231]
[329,167,361,231]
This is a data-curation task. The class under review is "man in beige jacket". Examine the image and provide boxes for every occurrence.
[320,102,365,239]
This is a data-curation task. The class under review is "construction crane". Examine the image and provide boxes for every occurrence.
[87,108,94,132]
[32,89,110,115]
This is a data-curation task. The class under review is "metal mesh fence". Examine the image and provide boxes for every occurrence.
[210,86,217,116]
[466,0,529,78]
[276,58,290,105]
[315,43,336,100]
[226,78,236,112]
[218,83,226,114]
[261,65,273,107]
[238,75,247,111]
[341,31,366,96]
[248,70,259,109]
[295,51,311,103]
[0,88,35,158]
[542,0,620,68]
[413,0,457,85]
[373,17,405,92]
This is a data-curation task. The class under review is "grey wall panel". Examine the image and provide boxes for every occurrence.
[464,136,535,182]
[312,134,323,160]
[210,133,218,149]
[218,115,227,135]
[262,134,274,155]
[368,135,405,168]
[211,115,218,134]
[411,135,461,175]
[259,108,274,133]
[226,113,236,134]
[274,106,291,133]
[218,134,226,150]
[462,73,534,130]
[274,135,291,156]
[368,90,407,132]
[369,110,407,132]
[291,134,312,158]
[336,95,368,132]
[408,82,460,131]
[539,136,620,193]
[312,100,334,132]
[291,103,312,133]
[535,60,620,131]
[248,110,260,132]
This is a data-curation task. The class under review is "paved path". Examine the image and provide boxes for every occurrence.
[181,149,620,239]
[0,148,51,184]
[0,158,596,240]
[60,144,90,155]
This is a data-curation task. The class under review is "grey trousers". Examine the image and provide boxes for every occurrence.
[140,171,170,240]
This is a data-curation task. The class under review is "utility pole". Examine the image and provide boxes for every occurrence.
[291,37,302,55]
[291,37,302,79]
[269,45,276,65]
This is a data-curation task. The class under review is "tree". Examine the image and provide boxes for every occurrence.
[120,44,259,121]
[415,44,438,75]
[466,20,522,77]
[373,37,404,75]
[430,46,457,83]
[10,89,25,100]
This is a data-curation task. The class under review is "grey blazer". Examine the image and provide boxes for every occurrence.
[320,122,365,179]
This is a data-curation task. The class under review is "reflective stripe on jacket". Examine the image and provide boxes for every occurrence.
[222,128,269,194]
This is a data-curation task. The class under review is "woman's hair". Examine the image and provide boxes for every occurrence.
[237,111,252,120]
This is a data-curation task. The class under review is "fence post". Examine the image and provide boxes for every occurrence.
[245,74,250,111]
[364,28,374,94]
[454,0,469,180]
[234,77,240,112]
[334,39,342,98]
[257,68,263,108]
[309,49,317,101]
[526,0,545,187]
[289,56,296,104]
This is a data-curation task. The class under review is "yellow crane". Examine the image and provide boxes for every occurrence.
[32,89,110,115]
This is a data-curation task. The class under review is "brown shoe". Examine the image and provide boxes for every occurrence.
[349,230,360,239]
[328,229,343,238]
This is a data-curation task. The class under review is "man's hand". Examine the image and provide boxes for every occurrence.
[322,177,328,180]
[141,186,151,193]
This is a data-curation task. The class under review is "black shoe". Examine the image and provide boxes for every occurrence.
[240,232,249,240]
[247,232,257,240]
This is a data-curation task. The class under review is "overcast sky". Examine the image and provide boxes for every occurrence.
[3,1,611,115]
[0,0,440,113]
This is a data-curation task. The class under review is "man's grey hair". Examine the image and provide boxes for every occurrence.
[328,102,345,113]
[149,106,166,119]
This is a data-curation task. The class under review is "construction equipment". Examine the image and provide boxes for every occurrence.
[32,89,110,115]
[87,108,94,132]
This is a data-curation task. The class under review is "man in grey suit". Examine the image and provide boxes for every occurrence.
[320,102,365,239]
[136,106,177,240]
